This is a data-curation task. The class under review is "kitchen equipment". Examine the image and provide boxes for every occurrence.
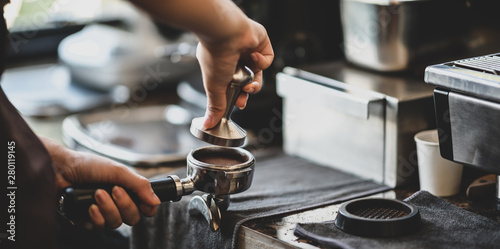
[58,23,199,91]
[58,146,255,231]
[0,64,121,117]
[340,0,500,72]
[62,105,206,167]
[277,61,436,187]
[424,53,500,172]
[424,52,500,209]
[335,198,421,237]
[190,65,254,147]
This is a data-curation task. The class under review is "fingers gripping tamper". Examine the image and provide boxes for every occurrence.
[190,65,254,147]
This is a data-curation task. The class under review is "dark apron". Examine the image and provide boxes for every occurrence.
[0,13,57,249]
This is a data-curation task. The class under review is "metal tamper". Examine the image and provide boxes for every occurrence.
[190,65,254,147]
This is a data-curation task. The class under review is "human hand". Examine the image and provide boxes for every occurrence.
[196,19,274,129]
[40,137,160,229]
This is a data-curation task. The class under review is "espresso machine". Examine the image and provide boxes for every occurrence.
[424,52,500,210]
[58,65,256,231]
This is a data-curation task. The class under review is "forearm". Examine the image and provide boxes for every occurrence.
[129,0,249,45]
[38,136,70,163]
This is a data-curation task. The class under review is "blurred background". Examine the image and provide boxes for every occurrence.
[2,0,344,140]
[4,1,500,248]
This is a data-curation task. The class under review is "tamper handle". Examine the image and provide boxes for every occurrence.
[223,65,254,120]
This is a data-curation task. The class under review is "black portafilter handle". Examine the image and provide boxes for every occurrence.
[58,176,187,222]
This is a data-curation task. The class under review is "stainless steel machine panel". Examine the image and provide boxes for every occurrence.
[277,72,386,183]
[426,52,500,210]
[277,62,435,187]
[432,90,500,174]
[426,52,500,173]
[449,92,500,173]
[425,53,500,103]
[341,0,500,72]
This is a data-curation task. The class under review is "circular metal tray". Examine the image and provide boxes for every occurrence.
[62,105,207,167]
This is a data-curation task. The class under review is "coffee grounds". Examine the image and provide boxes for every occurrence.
[196,155,244,166]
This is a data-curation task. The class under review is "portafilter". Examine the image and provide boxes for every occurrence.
[58,146,255,231]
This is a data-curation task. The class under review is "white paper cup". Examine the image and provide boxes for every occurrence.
[414,129,463,197]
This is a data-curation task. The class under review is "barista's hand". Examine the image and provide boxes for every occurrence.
[196,19,273,129]
[39,136,160,229]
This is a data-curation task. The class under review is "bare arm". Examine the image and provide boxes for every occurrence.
[130,0,274,129]
[130,0,249,44]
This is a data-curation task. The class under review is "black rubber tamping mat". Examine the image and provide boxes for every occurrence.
[294,190,500,249]
[131,151,390,249]
[334,198,421,237]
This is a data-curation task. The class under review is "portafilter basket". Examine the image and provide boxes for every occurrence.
[187,146,254,195]
[58,146,255,231]
[335,198,421,237]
